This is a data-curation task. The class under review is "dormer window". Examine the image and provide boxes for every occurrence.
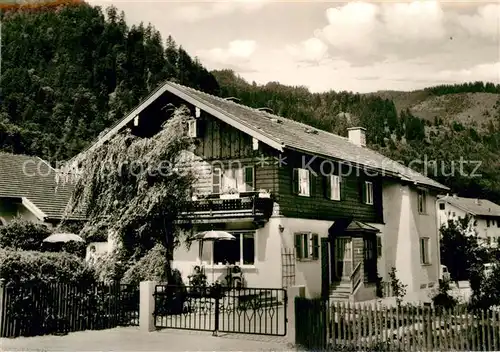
[187,120,197,138]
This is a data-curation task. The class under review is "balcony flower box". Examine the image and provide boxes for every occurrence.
[220,193,240,200]
[258,189,271,198]
[220,187,239,199]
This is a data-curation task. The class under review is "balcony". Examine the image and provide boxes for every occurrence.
[179,192,274,224]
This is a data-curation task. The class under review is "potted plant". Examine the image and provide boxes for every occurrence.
[220,187,240,199]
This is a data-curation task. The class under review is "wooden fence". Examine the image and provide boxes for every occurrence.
[295,297,500,351]
[0,281,139,338]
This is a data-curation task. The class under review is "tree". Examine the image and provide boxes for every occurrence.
[440,215,489,282]
[60,106,196,282]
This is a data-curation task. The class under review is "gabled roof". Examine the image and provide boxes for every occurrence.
[0,152,81,221]
[78,81,448,191]
[438,195,500,217]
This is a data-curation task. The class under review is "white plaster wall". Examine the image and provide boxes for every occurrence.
[379,182,440,298]
[437,201,500,247]
[173,218,283,289]
[279,217,333,298]
[85,241,110,261]
[0,199,44,224]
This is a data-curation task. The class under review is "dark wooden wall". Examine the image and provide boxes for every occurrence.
[276,151,384,223]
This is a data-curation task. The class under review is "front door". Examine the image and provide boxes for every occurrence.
[334,237,353,281]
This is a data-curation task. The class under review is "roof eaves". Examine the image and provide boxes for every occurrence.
[164,83,285,152]
[441,197,478,216]
[21,197,47,221]
[70,80,173,163]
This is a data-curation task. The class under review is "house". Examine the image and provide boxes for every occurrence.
[0,152,78,228]
[437,195,500,248]
[75,81,449,302]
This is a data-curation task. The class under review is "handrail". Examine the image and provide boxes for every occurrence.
[350,262,362,293]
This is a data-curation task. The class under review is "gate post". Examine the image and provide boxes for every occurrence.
[140,281,157,332]
[287,285,305,344]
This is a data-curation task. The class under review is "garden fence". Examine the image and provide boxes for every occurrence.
[295,297,500,351]
[0,281,139,337]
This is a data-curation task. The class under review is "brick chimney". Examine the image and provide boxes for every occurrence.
[347,127,366,147]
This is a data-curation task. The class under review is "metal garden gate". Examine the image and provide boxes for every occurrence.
[153,284,287,336]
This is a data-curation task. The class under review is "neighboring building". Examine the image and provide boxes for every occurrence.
[75,81,449,302]
[0,152,76,228]
[437,195,500,248]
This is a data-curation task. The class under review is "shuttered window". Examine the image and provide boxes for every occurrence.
[294,233,319,260]
[293,168,311,196]
[212,168,222,194]
[326,175,341,201]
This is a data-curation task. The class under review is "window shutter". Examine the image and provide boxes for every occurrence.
[309,171,316,196]
[244,166,254,191]
[312,234,320,260]
[212,168,221,194]
[340,177,347,200]
[196,119,205,138]
[324,176,331,199]
[294,233,303,260]
[360,180,367,203]
[292,169,299,194]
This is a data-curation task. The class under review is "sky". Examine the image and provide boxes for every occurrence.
[87,0,500,93]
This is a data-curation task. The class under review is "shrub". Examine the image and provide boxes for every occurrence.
[389,267,407,306]
[0,218,52,251]
[121,244,170,286]
[92,251,128,284]
[0,248,96,285]
[432,279,457,311]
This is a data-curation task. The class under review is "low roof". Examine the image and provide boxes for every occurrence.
[438,195,500,217]
[78,81,448,191]
[0,152,81,221]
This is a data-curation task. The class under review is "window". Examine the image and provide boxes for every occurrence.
[212,168,222,194]
[487,219,490,227]
[294,233,319,260]
[418,189,427,214]
[213,232,255,265]
[376,236,382,258]
[497,220,500,228]
[212,166,255,194]
[187,120,197,137]
[420,238,431,265]
[364,181,374,205]
[439,203,445,210]
[293,168,310,197]
[327,175,341,201]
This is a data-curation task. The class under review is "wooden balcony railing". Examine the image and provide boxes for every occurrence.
[179,192,274,222]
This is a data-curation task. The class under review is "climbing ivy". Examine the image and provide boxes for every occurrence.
[60,106,196,280]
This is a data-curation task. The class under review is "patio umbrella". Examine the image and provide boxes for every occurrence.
[43,232,85,243]
[192,230,236,283]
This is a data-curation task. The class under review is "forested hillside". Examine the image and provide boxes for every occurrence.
[0,2,219,161]
[1,2,500,202]
[213,70,500,202]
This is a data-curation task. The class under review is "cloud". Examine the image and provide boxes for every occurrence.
[317,2,380,55]
[381,1,446,42]
[454,3,500,39]
[285,37,329,63]
[315,0,496,58]
[173,0,269,22]
[197,40,257,69]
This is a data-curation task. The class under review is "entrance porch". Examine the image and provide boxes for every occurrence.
[321,219,380,302]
